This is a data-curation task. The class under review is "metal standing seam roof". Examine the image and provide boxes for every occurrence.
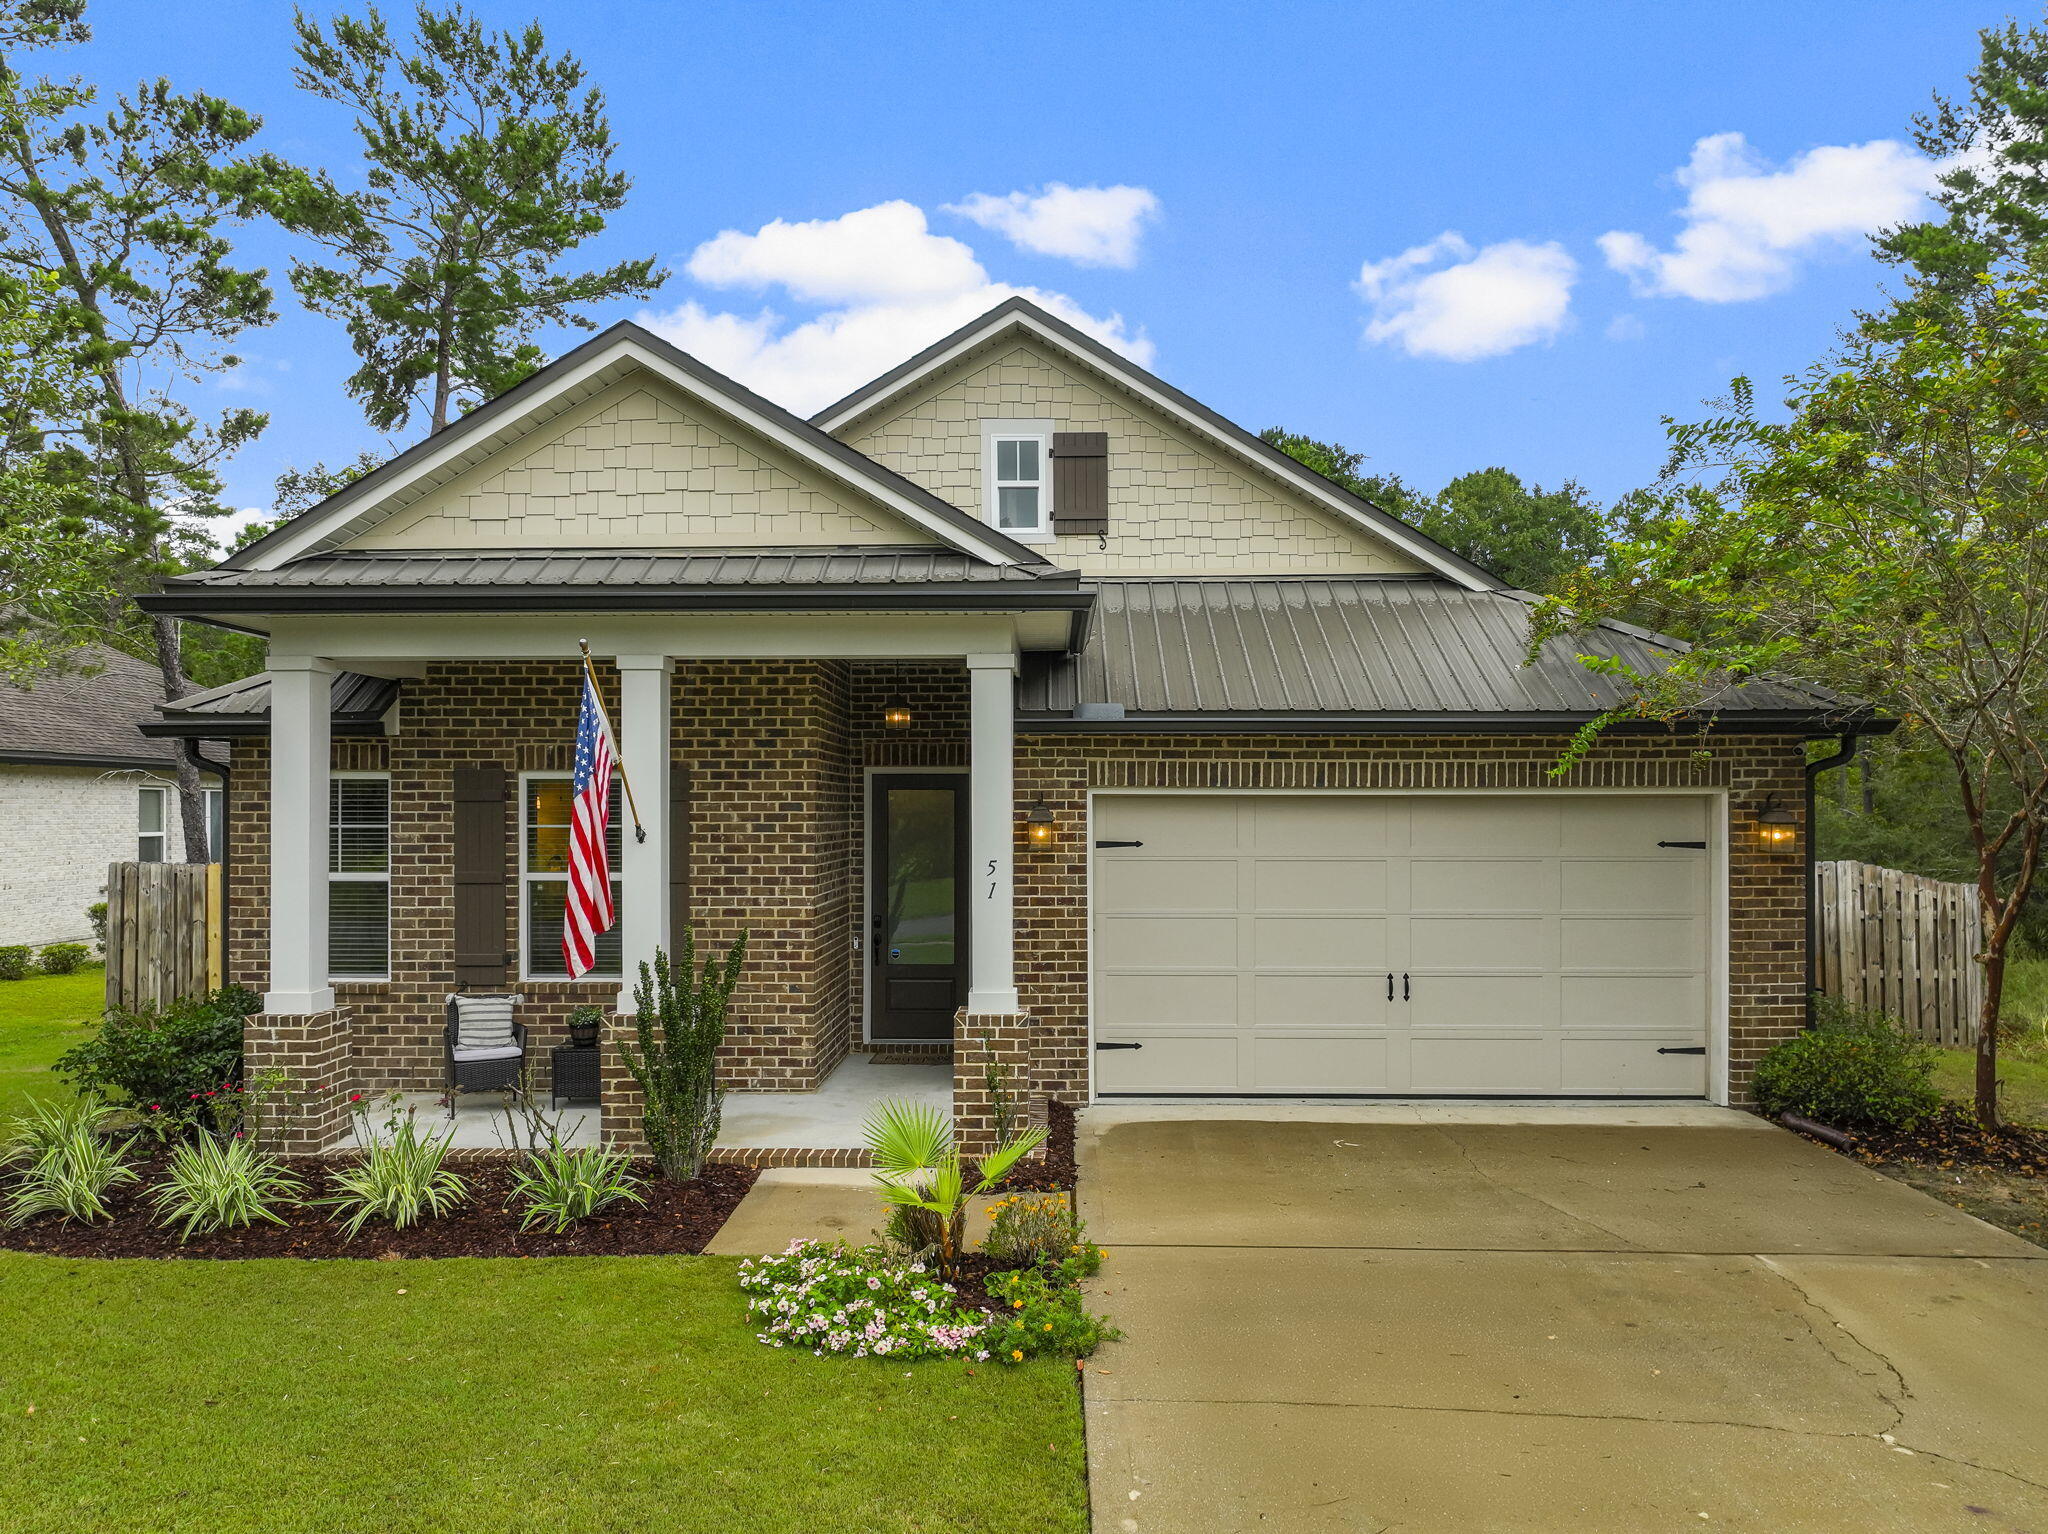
[169,548,1069,591]
[1016,579,1858,723]
[146,670,401,737]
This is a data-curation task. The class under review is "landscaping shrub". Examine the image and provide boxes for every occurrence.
[0,946,32,981]
[508,1143,644,1233]
[149,1134,303,1241]
[739,1239,999,1360]
[321,1113,468,1237]
[982,1193,1102,1276]
[0,1096,139,1225]
[619,930,746,1181]
[864,1098,1046,1279]
[86,900,107,953]
[37,942,89,976]
[55,985,259,1118]
[1753,996,1944,1130]
[982,1266,1117,1362]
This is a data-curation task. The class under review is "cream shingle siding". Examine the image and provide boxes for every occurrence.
[844,340,1425,576]
[350,377,934,551]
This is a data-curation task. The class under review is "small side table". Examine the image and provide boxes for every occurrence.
[551,1042,601,1108]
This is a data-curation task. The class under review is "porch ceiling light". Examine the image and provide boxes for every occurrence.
[1756,792,1797,853]
[882,697,913,731]
[1025,800,1055,846]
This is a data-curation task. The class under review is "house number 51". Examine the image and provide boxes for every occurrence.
[987,858,998,899]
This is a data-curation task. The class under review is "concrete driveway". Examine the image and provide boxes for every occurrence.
[1078,1106,2048,1534]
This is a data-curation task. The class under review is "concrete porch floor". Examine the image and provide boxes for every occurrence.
[327,1052,951,1154]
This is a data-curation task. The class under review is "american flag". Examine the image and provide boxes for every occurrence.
[562,671,616,978]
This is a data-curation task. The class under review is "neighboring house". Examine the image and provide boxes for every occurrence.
[141,298,1887,1154]
[0,644,223,948]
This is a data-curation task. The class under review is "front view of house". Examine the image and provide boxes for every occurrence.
[142,298,1878,1155]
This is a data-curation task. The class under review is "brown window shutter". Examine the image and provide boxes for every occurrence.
[1050,431,1108,536]
[668,766,692,960]
[452,765,509,987]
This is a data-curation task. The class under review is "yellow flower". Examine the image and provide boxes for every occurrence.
[1042,1324,1052,1332]
[1012,1299,1024,1309]
[1011,1349,1024,1361]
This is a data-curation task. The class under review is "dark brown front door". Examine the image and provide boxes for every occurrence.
[869,773,967,1040]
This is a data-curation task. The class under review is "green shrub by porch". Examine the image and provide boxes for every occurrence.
[619,929,746,1181]
[1753,996,1943,1130]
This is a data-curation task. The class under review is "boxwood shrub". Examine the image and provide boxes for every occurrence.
[0,946,33,981]
[1752,996,1943,1131]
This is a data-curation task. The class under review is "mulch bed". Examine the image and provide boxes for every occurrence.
[0,1153,756,1261]
[1783,1105,2048,1247]
[990,1098,1077,1192]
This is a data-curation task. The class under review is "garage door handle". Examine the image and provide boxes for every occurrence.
[1094,1041,1143,1051]
[1403,972,1411,1001]
[1657,1046,1706,1055]
[1386,973,1394,1001]
[1658,840,1707,849]
[1095,839,1144,849]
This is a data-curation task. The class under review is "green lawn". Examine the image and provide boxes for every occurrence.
[0,1251,1089,1534]
[1928,956,2048,1125]
[0,967,100,1123]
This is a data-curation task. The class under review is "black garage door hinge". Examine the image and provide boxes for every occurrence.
[1657,1046,1707,1055]
[1094,1041,1144,1051]
[1095,839,1144,849]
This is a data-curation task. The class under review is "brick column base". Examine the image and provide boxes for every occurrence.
[246,1010,352,1155]
[600,1018,649,1154]
[953,1010,1045,1158]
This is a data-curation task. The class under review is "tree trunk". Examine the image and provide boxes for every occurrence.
[1976,937,2005,1130]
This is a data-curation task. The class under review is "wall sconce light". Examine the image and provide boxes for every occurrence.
[1756,792,1798,853]
[1025,800,1055,846]
[882,697,913,731]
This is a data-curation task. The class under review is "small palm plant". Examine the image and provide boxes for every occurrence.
[1,1095,139,1226]
[618,929,747,1181]
[863,1099,1046,1279]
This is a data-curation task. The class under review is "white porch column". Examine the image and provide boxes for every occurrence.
[612,654,672,1010]
[265,655,335,1016]
[966,652,1020,1014]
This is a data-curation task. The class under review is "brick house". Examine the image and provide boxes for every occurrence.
[140,298,1883,1155]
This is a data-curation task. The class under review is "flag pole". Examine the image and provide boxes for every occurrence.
[578,640,648,844]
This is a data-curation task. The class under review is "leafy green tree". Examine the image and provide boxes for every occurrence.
[1419,468,1607,593]
[230,450,384,552]
[1257,427,1433,523]
[0,2,273,856]
[251,4,665,435]
[1529,278,2048,1129]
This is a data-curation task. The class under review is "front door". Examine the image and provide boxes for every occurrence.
[869,773,968,1040]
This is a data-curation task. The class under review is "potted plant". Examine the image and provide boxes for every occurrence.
[565,1005,605,1051]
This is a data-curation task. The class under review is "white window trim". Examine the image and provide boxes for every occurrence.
[137,784,169,863]
[979,418,1056,543]
[517,768,624,982]
[328,770,391,983]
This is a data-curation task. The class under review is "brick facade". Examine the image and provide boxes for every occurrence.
[230,664,1809,1148]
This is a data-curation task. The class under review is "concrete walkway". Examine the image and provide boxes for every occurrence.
[1078,1108,2048,1533]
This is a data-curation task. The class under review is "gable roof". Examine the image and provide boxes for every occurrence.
[811,297,1500,591]
[0,645,223,769]
[226,322,1052,573]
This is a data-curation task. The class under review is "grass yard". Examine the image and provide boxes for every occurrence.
[0,1250,1089,1534]
[0,967,99,1123]
[1927,957,2048,1126]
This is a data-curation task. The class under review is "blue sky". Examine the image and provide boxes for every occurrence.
[66,0,1998,538]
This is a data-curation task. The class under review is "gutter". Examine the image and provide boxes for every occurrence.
[1018,711,1902,737]
[135,583,1096,619]
[1804,732,1864,1019]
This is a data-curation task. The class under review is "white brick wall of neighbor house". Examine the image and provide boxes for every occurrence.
[0,763,199,947]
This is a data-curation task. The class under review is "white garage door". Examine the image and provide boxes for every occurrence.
[1090,794,1714,1096]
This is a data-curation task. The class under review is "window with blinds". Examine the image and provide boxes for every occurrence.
[523,774,623,978]
[329,775,390,979]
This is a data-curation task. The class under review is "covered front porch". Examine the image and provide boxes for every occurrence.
[228,603,1068,1156]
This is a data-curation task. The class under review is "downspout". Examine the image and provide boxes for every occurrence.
[1803,732,1861,1023]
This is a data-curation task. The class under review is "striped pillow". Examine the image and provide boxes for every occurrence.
[453,994,519,1051]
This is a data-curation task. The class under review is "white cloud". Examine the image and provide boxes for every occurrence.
[1599,133,1942,302]
[1354,233,1578,361]
[943,183,1160,268]
[684,200,987,305]
[1605,313,1645,342]
[650,199,1154,414]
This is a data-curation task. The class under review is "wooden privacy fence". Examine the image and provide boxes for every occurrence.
[1814,860,1984,1047]
[104,861,222,1014]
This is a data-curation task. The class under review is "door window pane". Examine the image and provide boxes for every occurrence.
[884,788,955,965]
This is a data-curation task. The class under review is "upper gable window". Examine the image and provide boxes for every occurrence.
[980,419,1054,542]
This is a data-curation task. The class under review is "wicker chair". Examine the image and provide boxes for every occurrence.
[443,993,527,1117]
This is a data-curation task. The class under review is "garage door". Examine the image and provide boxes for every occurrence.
[1090,794,1713,1096]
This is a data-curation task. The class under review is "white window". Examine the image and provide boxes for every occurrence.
[520,773,623,979]
[329,775,390,980]
[137,786,168,862]
[203,787,224,863]
[980,419,1054,540]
